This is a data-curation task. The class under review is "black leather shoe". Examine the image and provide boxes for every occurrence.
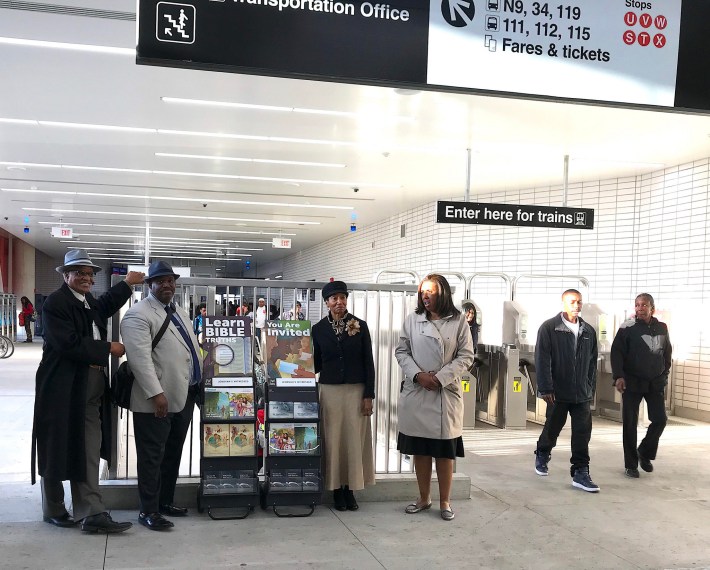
[81,512,132,534]
[344,488,359,511]
[638,449,654,472]
[159,504,188,517]
[333,488,347,511]
[625,467,640,478]
[44,512,76,528]
[138,512,174,531]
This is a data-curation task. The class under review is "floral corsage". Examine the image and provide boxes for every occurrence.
[346,318,361,336]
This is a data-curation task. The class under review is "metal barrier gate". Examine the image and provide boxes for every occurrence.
[107,277,418,481]
[0,294,17,339]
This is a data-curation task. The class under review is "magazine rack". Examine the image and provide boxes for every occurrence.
[196,315,260,520]
[261,319,322,518]
[263,385,322,517]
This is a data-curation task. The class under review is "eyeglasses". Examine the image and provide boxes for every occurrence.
[71,270,96,278]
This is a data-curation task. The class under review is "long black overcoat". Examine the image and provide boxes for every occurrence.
[31,281,132,484]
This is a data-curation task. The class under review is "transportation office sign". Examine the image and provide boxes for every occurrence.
[137,0,430,84]
[428,0,683,107]
[436,200,595,229]
[137,1,709,111]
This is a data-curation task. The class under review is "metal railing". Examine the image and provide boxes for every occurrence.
[107,277,419,481]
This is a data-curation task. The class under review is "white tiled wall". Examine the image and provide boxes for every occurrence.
[278,157,710,420]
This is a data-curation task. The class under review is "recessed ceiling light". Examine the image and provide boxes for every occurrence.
[36,221,297,236]
[0,37,134,55]
[155,152,345,168]
[0,162,394,190]
[1,187,354,210]
[23,207,321,225]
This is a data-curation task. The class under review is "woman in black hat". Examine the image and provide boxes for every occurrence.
[311,281,375,511]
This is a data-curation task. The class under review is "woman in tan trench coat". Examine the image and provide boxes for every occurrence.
[395,274,474,521]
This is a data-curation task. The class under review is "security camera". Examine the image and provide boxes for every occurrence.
[3,217,7,221]
[353,187,359,193]
[203,203,208,208]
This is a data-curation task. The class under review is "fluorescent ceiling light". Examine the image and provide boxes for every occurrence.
[155,152,345,168]
[62,241,264,252]
[0,118,38,126]
[0,117,449,154]
[39,121,154,133]
[0,162,392,190]
[0,37,134,55]
[68,246,251,258]
[71,233,270,244]
[2,187,354,209]
[161,96,415,123]
[23,207,321,225]
[155,255,243,261]
[36,221,297,236]
[0,161,59,169]
[91,257,144,261]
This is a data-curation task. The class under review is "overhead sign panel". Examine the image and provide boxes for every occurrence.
[428,0,682,108]
[136,1,710,112]
[139,0,429,84]
[436,200,595,229]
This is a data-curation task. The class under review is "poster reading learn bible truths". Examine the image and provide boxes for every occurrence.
[264,320,316,388]
[203,315,253,381]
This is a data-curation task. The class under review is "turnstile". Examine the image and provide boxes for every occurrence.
[474,345,527,429]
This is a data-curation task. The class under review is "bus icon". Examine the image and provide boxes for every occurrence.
[488,0,499,10]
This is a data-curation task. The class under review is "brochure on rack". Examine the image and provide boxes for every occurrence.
[264,320,316,388]
[203,315,253,379]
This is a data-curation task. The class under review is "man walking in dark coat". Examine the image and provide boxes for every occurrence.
[32,249,144,533]
[534,289,600,492]
[611,293,672,478]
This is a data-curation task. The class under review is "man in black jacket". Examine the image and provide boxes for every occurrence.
[534,289,600,492]
[32,249,144,532]
[611,293,672,478]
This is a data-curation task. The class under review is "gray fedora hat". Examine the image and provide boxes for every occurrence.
[56,249,103,274]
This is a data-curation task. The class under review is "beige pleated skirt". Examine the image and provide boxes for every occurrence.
[319,383,375,491]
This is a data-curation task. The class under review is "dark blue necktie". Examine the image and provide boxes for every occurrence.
[166,305,201,385]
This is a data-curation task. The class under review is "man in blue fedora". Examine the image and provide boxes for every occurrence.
[121,260,203,530]
[32,249,144,533]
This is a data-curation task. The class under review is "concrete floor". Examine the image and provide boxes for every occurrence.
[2,341,709,569]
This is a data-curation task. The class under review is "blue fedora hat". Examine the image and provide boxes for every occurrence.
[146,260,180,282]
[56,249,103,274]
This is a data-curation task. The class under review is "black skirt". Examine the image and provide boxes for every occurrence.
[397,432,464,459]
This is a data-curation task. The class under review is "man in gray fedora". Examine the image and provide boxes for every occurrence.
[121,260,202,530]
[32,249,144,533]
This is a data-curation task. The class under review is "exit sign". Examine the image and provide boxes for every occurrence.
[272,238,292,249]
[51,227,73,238]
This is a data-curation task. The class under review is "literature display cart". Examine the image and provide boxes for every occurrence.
[262,320,322,517]
[197,315,260,520]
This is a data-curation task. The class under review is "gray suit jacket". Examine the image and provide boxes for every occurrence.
[120,294,203,413]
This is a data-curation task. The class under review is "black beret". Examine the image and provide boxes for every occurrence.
[322,280,349,301]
